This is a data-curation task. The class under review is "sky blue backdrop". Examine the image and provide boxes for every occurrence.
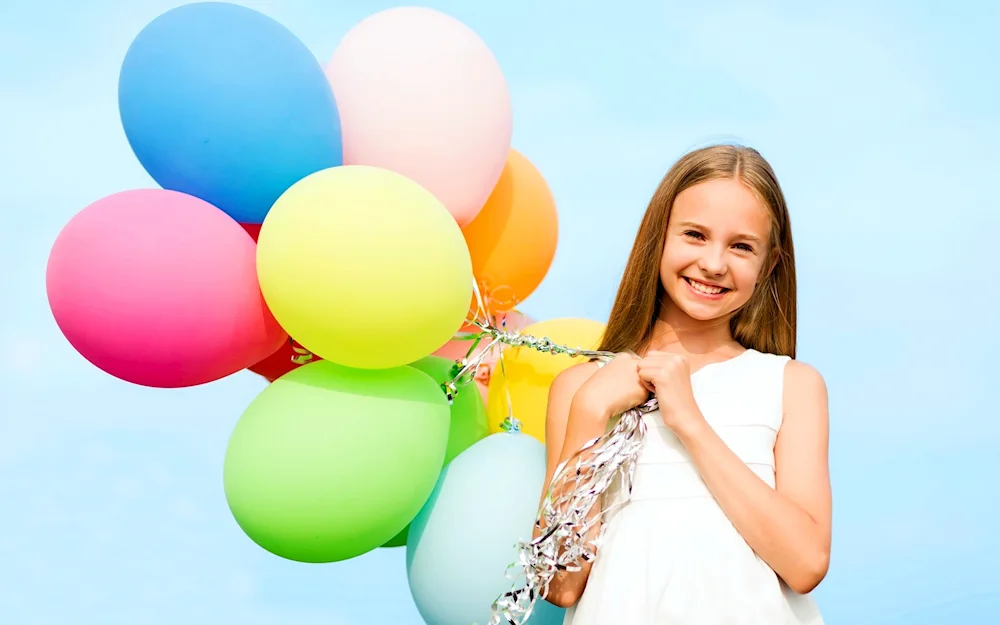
[1,1,997,623]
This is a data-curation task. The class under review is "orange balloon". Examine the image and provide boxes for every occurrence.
[462,149,557,312]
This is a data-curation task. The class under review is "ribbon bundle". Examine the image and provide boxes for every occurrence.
[439,284,658,625]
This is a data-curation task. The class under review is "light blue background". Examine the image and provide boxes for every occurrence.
[1,1,997,623]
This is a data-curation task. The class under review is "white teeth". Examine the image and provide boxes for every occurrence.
[687,279,724,295]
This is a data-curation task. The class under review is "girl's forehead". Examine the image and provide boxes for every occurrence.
[671,179,771,234]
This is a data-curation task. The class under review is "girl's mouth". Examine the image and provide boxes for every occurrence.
[683,277,730,298]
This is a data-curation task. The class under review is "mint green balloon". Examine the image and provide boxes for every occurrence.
[381,355,490,548]
[224,359,450,563]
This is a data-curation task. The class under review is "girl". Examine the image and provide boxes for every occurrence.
[540,144,831,624]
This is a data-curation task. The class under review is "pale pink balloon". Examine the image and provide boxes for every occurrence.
[326,7,512,226]
[46,189,288,388]
[434,310,534,401]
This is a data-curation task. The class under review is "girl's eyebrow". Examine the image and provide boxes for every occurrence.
[736,232,764,244]
[676,220,707,230]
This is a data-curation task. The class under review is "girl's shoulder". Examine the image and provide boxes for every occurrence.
[783,358,827,395]
[549,359,603,396]
[777,358,828,422]
[740,350,826,396]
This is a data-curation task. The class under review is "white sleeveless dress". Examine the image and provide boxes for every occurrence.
[563,349,824,625]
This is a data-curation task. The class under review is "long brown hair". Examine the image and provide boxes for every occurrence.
[596,144,797,358]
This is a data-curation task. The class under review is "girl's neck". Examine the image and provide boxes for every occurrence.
[646,302,742,358]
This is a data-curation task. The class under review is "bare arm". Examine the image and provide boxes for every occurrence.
[536,361,608,609]
[671,360,832,594]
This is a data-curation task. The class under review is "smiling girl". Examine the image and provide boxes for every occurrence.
[540,144,831,624]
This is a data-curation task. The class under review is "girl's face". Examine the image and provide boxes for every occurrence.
[659,177,773,323]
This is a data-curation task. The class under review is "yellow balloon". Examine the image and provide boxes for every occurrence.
[257,166,473,369]
[486,318,606,443]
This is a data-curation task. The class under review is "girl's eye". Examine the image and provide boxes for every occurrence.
[683,230,705,240]
[733,242,754,252]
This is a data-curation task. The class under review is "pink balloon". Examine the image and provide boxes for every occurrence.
[46,189,288,388]
[433,310,534,402]
[326,7,512,226]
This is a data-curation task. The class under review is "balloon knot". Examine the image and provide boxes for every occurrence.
[289,340,315,365]
[500,416,522,433]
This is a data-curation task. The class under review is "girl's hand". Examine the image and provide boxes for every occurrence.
[637,351,706,435]
[572,353,651,421]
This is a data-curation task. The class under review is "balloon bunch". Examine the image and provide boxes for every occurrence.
[44,4,623,625]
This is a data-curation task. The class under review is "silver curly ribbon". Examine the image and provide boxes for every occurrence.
[439,281,658,625]
[442,318,606,403]
[486,397,658,625]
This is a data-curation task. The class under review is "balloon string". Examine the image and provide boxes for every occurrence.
[443,279,616,402]
[495,325,519,433]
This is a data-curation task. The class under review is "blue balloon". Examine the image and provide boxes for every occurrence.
[406,432,567,625]
[118,2,342,223]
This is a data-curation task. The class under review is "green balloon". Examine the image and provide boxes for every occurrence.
[381,355,490,548]
[381,523,410,548]
[410,355,491,465]
[224,359,450,563]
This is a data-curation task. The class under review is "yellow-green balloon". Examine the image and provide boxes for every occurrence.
[381,355,490,548]
[256,165,473,369]
[223,359,450,563]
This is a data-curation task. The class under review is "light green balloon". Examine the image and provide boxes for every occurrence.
[381,355,490,548]
[224,359,450,563]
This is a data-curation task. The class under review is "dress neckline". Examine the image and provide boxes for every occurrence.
[690,348,756,377]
